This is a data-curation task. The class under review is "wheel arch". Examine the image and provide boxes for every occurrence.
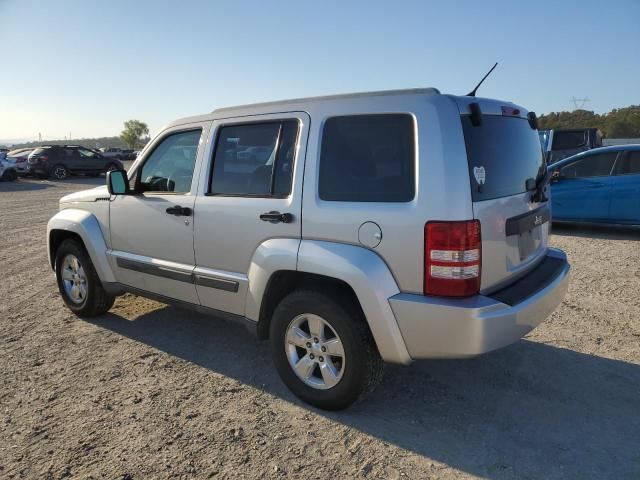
[251,239,412,365]
[47,209,116,283]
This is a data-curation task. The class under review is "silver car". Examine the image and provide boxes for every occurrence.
[47,88,570,409]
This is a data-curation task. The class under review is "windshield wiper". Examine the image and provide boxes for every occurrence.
[528,166,552,203]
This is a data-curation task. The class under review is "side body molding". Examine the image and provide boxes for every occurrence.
[297,240,412,365]
[47,208,116,283]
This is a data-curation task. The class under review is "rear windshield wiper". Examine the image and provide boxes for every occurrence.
[527,166,552,203]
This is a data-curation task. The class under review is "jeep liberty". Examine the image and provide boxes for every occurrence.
[47,89,570,409]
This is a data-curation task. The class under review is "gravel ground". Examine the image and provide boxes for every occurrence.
[1,177,639,479]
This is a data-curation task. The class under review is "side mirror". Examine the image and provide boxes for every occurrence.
[551,170,561,183]
[107,169,129,195]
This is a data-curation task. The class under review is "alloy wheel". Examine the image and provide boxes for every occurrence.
[285,313,345,389]
[61,254,88,304]
[53,166,68,179]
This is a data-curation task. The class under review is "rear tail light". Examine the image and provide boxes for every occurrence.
[40,155,49,162]
[424,220,481,297]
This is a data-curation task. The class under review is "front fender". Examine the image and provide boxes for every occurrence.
[297,240,412,365]
[47,208,116,283]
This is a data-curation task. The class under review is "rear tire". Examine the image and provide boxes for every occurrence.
[55,239,115,316]
[270,289,384,410]
[52,164,69,180]
[105,163,118,173]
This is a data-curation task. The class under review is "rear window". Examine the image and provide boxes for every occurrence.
[32,148,47,155]
[319,114,415,202]
[462,115,544,202]
[552,131,587,150]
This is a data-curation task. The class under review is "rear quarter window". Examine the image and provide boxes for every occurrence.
[318,114,415,202]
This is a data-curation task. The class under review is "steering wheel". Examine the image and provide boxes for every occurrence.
[167,168,193,192]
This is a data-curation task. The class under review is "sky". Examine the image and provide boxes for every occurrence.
[1,0,639,143]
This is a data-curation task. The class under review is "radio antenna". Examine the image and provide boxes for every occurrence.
[466,62,498,97]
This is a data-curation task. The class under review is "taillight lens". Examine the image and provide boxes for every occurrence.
[40,155,49,162]
[424,220,481,297]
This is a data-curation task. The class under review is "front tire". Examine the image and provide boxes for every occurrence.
[270,289,384,410]
[55,239,115,316]
[1,169,17,181]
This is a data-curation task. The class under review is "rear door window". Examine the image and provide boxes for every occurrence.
[615,151,640,175]
[552,131,587,150]
[209,120,299,197]
[318,114,415,202]
[560,152,617,178]
[461,115,544,201]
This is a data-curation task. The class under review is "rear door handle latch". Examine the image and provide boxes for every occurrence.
[259,211,293,223]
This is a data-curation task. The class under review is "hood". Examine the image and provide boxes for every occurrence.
[60,185,110,205]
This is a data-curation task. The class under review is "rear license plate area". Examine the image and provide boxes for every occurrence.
[518,230,535,260]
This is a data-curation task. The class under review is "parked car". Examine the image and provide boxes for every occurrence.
[7,148,35,175]
[100,147,124,159]
[28,145,123,179]
[0,151,18,181]
[548,145,640,225]
[47,88,570,409]
[542,128,603,165]
[119,149,136,160]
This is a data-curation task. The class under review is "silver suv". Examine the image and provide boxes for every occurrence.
[47,89,570,409]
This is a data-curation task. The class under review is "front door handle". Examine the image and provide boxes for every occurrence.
[166,205,192,216]
[259,211,293,223]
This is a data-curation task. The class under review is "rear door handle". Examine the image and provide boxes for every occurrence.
[259,211,293,223]
[166,205,192,216]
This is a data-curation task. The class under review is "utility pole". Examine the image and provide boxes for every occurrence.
[571,96,590,110]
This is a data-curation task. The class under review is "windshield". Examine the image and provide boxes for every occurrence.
[462,115,544,202]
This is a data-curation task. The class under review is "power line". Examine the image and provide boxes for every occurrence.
[571,96,590,110]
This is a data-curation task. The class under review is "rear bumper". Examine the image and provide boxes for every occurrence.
[389,248,570,359]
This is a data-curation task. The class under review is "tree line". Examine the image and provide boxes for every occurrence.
[13,120,150,150]
[538,105,640,138]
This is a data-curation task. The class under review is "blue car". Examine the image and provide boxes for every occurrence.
[548,145,640,225]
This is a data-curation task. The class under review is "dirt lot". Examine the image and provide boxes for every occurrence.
[1,177,639,479]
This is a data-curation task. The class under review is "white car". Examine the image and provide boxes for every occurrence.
[0,152,18,181]
[7,148,35,175]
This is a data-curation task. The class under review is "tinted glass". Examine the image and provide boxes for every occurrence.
[552,131,587,150]
[32,148,47,155]
[560,152,617,178]
[210,120,298,196]
[462,115,544,201]
[616,151,640,175]
[77,148,98,158]
[319,114,414,202]
[139,129,201,193]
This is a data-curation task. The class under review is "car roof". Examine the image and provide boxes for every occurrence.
[162,87,443,129]
[550,144,640,168]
